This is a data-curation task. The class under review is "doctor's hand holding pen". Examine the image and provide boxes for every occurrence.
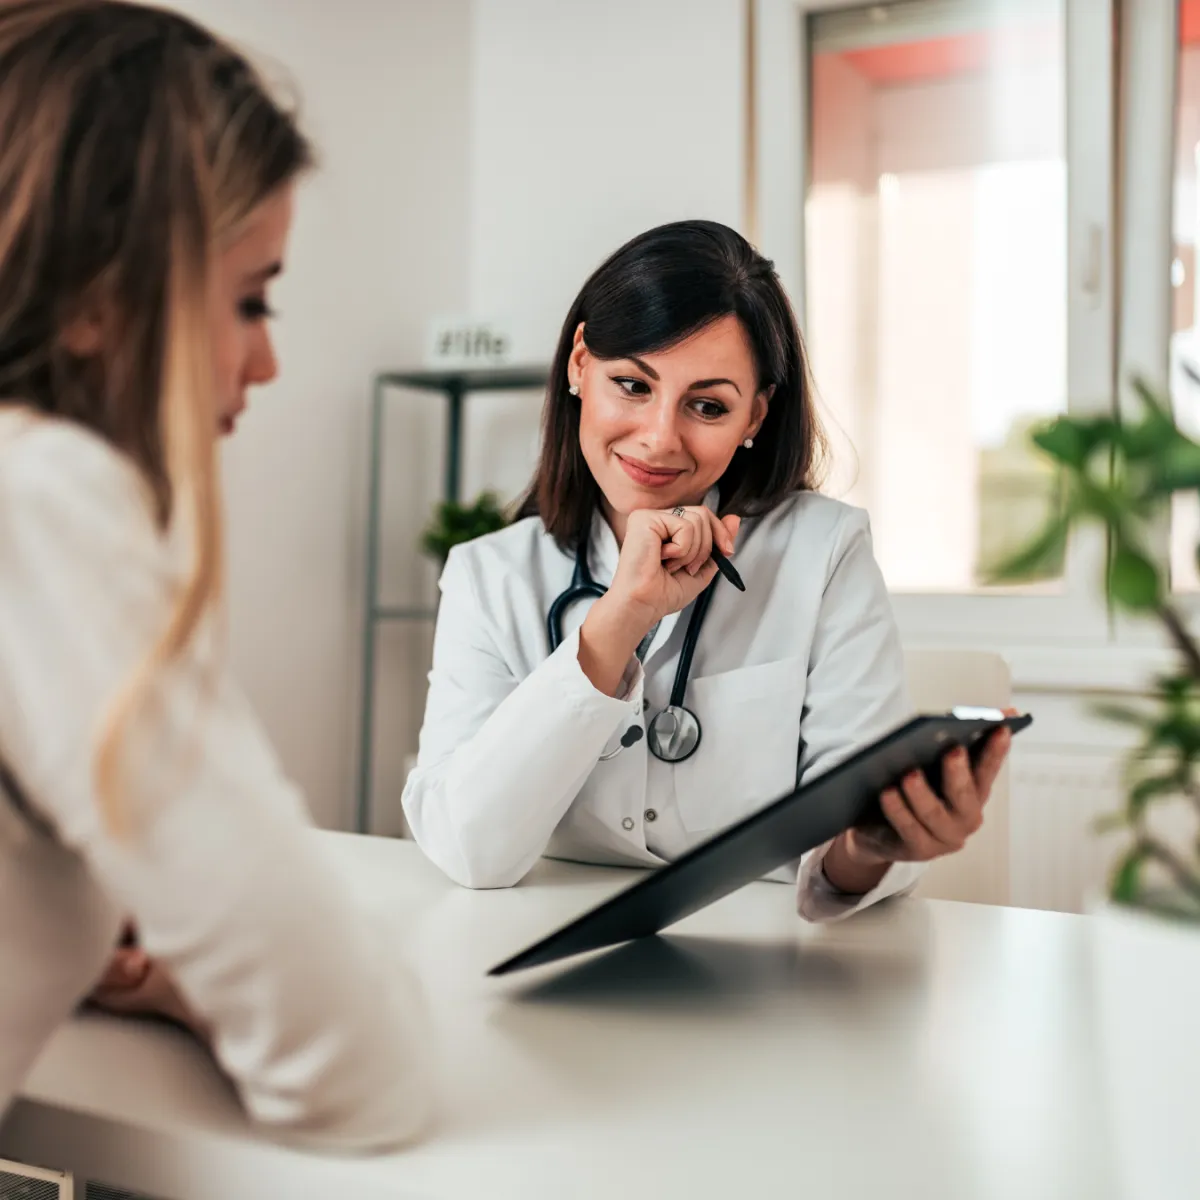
[577,505,740,697]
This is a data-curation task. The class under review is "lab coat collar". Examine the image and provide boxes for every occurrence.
[586,486,722,662]
[587,507,621,585]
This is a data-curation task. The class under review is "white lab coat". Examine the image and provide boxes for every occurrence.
[402,490,925,920]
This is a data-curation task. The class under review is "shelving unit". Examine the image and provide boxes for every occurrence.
[355,365,549,833]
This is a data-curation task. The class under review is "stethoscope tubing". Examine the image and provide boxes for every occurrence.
[547,540,716,763]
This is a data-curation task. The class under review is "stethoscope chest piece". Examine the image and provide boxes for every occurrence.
[647,704,702,763]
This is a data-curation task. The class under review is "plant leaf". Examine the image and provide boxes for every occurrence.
[1145,714,1200,758]
[1147,434,1200,494]
[1091,701,1152,728]
[419,491,510,561]
[1110,846,1145,905]
[1075,474,1133,526]
[1128,773,1183,815]
[986,512,1069,584]
[1118,412,1177,461]
[1154,672,1195,699]
[1094,812,1129,835]
[1032,418,1113,469]
[1108,542,1162,610]
[1130,376,1172,421]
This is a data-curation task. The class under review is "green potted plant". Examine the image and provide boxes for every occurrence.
[993,379,1200,1199]
[420,491,510,563]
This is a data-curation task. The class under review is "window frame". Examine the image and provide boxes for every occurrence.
[1111,0,1190,654]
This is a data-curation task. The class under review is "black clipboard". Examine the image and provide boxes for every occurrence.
[489,710,1032,976]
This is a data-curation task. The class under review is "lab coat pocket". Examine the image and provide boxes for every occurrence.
[673,655,805,835]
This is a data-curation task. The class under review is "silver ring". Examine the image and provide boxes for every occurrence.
[671,506,685,517]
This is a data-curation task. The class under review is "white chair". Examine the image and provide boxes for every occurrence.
[902,647,1012,906]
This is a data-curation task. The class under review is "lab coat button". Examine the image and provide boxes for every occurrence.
[642,698,650,712]
[621,817,635,831]
[645,809,658,822]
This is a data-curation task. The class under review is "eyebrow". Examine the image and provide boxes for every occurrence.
[243,261,283,285]
[626,356,743,396]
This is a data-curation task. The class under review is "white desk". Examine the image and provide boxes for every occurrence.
[1,834,1114,1200]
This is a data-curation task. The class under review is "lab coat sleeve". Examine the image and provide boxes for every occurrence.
[402,545,642,889]
[793,508,926,921]
[0,429,432,1151]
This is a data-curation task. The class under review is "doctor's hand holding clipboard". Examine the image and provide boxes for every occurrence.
[401,219,1015,919]
[824,710,1015,896]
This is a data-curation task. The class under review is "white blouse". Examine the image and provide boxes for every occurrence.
[403,490,925,919]
[0,412,430,1150]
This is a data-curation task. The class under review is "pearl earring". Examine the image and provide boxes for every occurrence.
[569,385,580,396]
[743,437,754,449]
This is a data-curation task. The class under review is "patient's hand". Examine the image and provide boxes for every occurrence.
[88,928,208,1039]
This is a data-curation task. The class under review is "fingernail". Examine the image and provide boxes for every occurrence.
[121,952,148,983]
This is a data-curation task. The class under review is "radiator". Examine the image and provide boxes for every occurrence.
[1006,748,1200,914]
[0,1160,72,1200]
[0,1163,150,1200]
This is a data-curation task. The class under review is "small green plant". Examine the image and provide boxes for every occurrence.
[420,491,509,562]
[993,380,1200,919]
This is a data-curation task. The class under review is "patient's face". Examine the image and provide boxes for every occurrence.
[209,184,295,438]
[569,314,767,522]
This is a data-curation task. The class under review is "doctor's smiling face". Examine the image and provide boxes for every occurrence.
[567,314,771,527]
[520,221,825,550]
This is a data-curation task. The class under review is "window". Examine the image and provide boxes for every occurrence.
[753,0,1115,651]
[805,0,1068,593]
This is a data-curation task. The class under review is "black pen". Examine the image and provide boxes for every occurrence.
[710,545,745,592]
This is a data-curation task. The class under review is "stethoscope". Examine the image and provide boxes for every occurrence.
[547,541,718,763]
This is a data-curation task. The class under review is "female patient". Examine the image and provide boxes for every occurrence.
[0,0,428,1148]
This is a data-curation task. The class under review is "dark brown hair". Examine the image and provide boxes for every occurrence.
[0,0,312,824]
[517,219,826,548]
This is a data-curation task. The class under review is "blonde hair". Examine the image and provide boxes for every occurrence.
[0,0,312,830]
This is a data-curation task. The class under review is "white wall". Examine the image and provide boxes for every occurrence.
[170,0,471,829]
[469,0,745,363]
[463,0,747,502]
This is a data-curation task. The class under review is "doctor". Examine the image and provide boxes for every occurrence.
[402,220,1011,918]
